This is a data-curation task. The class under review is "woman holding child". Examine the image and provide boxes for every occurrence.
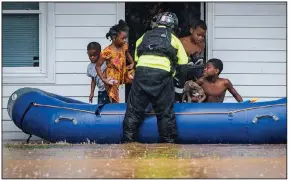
[96,20,135,103]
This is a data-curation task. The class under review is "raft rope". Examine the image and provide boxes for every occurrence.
[19,102,34,144]
[31,102,286,116]
[26,134,32,144]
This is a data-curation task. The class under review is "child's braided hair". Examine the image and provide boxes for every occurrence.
[106,19,129,41]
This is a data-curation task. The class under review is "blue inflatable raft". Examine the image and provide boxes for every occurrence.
[7,87,287,144]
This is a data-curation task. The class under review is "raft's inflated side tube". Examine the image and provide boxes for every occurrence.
[7,88,122,143]
[7,88,287,144]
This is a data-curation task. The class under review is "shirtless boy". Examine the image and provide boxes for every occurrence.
[196,58,243,103]
[179,19,207,60]
[174,20,207,103]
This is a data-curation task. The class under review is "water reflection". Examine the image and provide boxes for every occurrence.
[3,142,286,178]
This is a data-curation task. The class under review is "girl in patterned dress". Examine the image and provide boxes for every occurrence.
[96,20,135,103]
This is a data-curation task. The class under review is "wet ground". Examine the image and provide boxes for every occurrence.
[2,142,287,178]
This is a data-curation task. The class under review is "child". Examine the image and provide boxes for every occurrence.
[196,58,243,103]
[179,19,207,62]
[174,19,207,103]
[86,42,110,104]
[96,20,135,103]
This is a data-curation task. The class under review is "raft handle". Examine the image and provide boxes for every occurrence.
[55,116,77,125]
[252,114,279,124]
[228,111,234,117]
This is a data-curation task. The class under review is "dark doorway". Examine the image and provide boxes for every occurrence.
[125,2,203,101]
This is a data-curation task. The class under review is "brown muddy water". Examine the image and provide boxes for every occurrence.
[2,142,286,179]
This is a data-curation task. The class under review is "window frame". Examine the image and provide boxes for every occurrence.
[2,3,55,84]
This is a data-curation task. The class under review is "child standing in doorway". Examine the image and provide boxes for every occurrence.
[86,42,110,104]
[174,19,207,103]
[179,19,207,62]
[96,20,135,103]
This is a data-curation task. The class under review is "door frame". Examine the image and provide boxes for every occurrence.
[117,2,126,103]
[121,2,206,102]
[205,2,213,60]
[201,2,205,21]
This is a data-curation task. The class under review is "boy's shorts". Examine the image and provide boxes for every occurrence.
[98,90,111,104]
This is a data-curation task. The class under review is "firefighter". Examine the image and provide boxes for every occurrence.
[122,12,188,143]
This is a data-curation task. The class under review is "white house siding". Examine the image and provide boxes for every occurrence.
[3,2,287,141]
[206,2,287,102]
[2,2,125,140]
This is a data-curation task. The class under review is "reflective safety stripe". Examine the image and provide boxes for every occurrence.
[174,87,183,94]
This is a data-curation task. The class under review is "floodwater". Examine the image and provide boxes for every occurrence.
[3,142,286,179]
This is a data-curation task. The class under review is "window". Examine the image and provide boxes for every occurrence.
[2,2,55,84]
